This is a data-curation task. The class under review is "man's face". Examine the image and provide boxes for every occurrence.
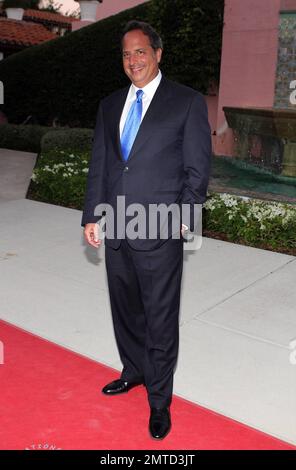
[122,30,162,88]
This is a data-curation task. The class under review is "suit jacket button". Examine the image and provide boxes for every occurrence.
[124,166,129,172]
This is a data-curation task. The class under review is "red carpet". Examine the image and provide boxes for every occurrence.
[0,319,294,450]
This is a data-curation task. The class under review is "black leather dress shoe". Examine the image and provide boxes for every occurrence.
[101,379,142,395]
[149,407,171,440]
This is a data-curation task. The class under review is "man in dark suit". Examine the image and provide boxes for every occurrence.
[82,20,211,440]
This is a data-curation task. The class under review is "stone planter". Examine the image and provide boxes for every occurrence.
[78,1,99,22]
[5,8,24,20]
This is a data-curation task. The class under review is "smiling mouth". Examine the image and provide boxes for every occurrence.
[130,67,144,72]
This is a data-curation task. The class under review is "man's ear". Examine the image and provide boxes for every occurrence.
[156,48,163,64]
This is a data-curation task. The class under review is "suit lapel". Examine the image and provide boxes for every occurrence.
[116,89,128,162]
[107,86,129,162]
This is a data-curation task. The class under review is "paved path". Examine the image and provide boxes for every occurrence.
[0,148,37,202]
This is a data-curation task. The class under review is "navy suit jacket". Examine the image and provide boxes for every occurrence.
[81,76,212,250]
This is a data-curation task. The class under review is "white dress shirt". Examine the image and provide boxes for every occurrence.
[119,70,162,137]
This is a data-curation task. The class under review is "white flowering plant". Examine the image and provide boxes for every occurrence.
[30,150,90,209]
[204,193,296,253]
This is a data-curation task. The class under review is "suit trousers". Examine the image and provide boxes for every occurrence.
[105,237,184,408]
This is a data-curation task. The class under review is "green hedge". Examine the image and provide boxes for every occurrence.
[0,124,93,153]
[41,128,94,153]
[0,124,50,152]
[0,0,224,127]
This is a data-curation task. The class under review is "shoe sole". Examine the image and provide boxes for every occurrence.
[149,431,171,440]
[101,389,129,396]
[149,426,171,441]
[101,383,143,395]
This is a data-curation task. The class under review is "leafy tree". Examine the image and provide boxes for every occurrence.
[30,0,78,17]
[29,0,41,9]
[29,0,63,14]
[39,0,63,14]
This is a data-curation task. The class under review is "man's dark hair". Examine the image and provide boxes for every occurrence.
[121,20,163,51]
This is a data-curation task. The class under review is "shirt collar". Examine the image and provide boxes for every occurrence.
[129,70,162,101]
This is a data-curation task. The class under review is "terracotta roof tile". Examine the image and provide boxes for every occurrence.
[24,9,77,25]
[0,18,57,47]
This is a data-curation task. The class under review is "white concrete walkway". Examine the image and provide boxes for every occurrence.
[0,197,295,446]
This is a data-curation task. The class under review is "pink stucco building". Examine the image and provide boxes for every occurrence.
[216,0,296,156]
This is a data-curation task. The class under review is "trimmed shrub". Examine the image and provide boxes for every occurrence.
[0,124,93,153]
[41,128,94,154]
[0,123,51,152]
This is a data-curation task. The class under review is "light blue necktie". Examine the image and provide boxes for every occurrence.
[121,89,144,161]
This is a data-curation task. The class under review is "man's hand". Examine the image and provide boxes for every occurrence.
[84,223,101,248]
[181,224,189,237]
